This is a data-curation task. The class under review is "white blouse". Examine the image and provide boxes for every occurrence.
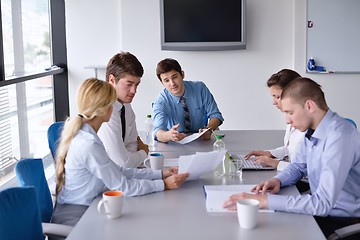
[268,124,306,171]
[57,123,164,206]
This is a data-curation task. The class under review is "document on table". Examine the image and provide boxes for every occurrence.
[203,185,275,213]
[177,128,210,144]
[178,150,226,180]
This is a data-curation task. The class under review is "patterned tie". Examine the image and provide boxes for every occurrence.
[180,97,191,133]
[120,105,126,140]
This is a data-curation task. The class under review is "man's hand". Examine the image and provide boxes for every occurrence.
[167,124,187,142]
[137,136,149,154]
[223,192,269,211]
[199,128,211,140]
[251,178,281,195]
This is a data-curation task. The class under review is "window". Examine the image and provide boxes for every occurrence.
[0,0,68,187]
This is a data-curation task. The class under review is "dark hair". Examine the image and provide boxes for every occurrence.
[267,69,301,89]
[106,52,144,83]
[156,58,183,81]
[281,77,328,111]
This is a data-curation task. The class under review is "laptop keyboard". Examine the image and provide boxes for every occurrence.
[237,155,272,169]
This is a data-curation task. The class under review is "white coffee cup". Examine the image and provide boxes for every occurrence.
[237,199,259,229]
[143,153,165,170]
[97,190,123,219]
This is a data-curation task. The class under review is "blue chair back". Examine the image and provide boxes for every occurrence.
[0,187,43,240]
[345,118,357,129]
[15,158,53,223]
[47,121,64,159]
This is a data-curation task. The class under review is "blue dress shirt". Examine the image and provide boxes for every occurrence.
[57,123,164,206]
[152,81,224,137]
[268,110,360,217]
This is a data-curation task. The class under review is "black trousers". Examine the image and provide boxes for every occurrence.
[315,216,360,239]
[51,203,88,226]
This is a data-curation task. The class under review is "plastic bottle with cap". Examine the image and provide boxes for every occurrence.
[144,114,155,147]
[213,135,226,176]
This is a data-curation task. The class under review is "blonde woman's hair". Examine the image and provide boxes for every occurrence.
[55,78,117,197]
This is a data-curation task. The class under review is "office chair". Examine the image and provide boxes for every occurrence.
[327,223,360,240]
[47,121,64,160]
[0,187,44,240]
[15,158,73,239]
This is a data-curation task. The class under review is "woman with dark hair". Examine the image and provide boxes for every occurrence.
[244,69,305,170]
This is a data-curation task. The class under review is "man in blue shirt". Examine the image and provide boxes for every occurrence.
[152,58,224,143]
[223,77,360,238]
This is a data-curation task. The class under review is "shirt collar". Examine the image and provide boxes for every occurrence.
[81,122,98,136]
[306,109,334,145]
[311,109,334,140]
[113,100,124,112]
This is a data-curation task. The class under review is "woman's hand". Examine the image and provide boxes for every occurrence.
[253,156,280,168]
[163,173,189,190]
[244,150,272,159]
[162,167,178,179]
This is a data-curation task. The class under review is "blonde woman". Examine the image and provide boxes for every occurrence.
[52,78,188,226]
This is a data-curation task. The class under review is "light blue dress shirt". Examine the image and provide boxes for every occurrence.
[268,110,360,217]
[57,123,164,206]
[152,81,224,137]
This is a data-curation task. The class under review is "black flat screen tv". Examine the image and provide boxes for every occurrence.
[160,0,246,51]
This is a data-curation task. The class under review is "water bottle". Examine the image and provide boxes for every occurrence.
[213,135,226,176]
[144,115,155,147]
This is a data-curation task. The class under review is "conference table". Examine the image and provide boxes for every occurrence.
[66,130,326,240]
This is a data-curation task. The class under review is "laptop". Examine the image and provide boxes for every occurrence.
[231,154,276,170]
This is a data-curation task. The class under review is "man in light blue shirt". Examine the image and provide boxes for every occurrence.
[152,58,224,143]
[223,77,360,238]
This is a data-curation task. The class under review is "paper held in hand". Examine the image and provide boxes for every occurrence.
[178,150,227,180]
[177,128,210,144]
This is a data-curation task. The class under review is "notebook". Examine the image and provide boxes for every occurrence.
[232,154,276,170]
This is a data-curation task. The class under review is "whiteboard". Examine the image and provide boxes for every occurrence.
[307,0,360,73]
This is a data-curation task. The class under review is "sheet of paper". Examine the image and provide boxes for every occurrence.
[177,128,210,144]
[164,158,179,167]
[178,150,226,180]
[203,185,274,213]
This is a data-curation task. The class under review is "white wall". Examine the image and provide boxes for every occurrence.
[65,0,360,131]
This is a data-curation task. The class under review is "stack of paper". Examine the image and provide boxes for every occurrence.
[203,185,256,212]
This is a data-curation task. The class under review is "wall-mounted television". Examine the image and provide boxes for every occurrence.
[160,0,246,51]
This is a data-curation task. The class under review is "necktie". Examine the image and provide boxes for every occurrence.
[180,97,191,133]
[120,105,126,140]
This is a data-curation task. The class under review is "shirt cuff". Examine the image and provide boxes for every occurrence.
[152,179,165,192]
[268,194,288,212]
[268,148,284,160]
[139,149,148,160]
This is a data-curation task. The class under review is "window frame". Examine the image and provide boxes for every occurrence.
[0,0,69,189]
[0,0,69,122]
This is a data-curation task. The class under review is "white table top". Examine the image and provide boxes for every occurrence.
[149,130,285,155]
[66,130,325,240]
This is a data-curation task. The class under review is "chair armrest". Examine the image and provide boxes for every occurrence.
[42,222,73,238]
[328,223,360,240]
